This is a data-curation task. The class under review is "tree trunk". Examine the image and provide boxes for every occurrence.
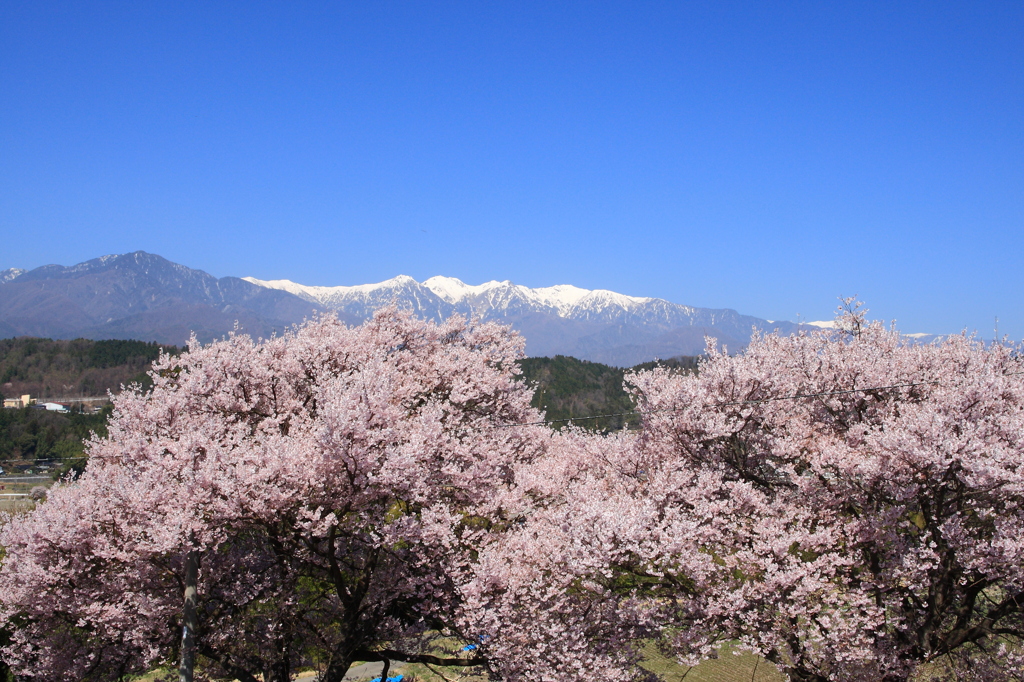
[263,625,292,682]
[323,645,357,682]
[178,549,199,682]
[323,652,387,682]
[264,658,290,682]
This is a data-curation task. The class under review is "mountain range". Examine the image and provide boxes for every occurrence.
[2,251,823,365]
[242,274,808,365]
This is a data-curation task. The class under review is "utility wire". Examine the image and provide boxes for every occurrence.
[0,456,87,466]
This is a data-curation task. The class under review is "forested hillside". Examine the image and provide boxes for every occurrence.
[518,354,699,431]
[0,405,111,476]
[0,337,180,400]
[0,338,180,476]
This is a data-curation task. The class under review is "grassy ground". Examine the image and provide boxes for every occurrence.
[0,475,41,514]
[0,498,35,514]
[639,641,783,682]
[109,651,990,682]
[110,641,786,682]
[0,476,49,493]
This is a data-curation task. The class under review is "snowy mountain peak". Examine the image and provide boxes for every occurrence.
[577,289,650,309]
[243,274,422,300]
[247,274,661,320]
[423,276,507,303]
[420,277,637,315]
[527,284,593,313]
[242,277,320,301]
[1,268,26,284]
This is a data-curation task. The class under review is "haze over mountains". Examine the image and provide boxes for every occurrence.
[3,251,834,365]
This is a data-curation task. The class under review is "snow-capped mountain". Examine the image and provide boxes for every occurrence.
[243,274,806,364]
[0,268,26,284]
[242,275,453,322]
[243,274,763,327]
[0,253,936,365]
[424,276,594,314]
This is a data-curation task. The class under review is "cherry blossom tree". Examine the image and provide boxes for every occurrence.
[0,309,547,682]
[621,301,1024,680]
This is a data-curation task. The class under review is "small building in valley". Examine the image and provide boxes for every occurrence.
[2,395,35,409]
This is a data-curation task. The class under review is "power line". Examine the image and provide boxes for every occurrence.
[0,456,87,466]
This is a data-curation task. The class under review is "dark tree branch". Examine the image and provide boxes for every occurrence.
[198,644,262,682]
[354,648,486,667]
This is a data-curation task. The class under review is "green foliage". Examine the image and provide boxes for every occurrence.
[0,625,13,682]
[517,355,698,432]
[0,405,112,473]
[86,339,168,369]
[631,356,700,374]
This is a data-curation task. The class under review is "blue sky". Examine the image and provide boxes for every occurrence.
[2,2,1022,337]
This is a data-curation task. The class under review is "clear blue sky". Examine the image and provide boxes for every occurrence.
[2,2,1022,337]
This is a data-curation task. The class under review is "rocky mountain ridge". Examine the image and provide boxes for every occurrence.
[242,273,808,364]
[0,252,317,344]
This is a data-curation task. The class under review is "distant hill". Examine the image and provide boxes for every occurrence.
[0,337,184,477]
[517,355,699,432]
[0,403,111,475]
[0,337,182,401]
